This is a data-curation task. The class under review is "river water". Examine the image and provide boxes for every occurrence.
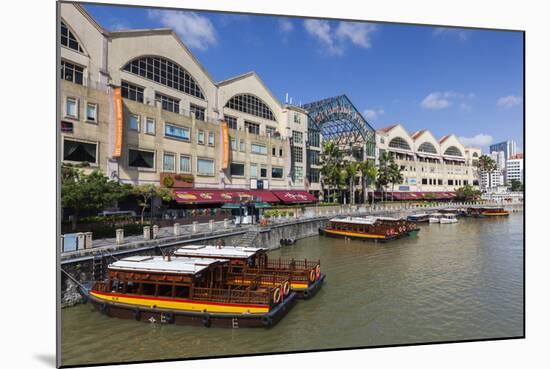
[61,213,524,366]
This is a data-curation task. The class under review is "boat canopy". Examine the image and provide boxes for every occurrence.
[174,245,266,259]
[108,256,226,275]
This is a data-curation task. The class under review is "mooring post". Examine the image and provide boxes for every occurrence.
[85,232,93,249]
[143,226,150,240]
[192,221,198,233]
[174,223,181,236]
[76,232,85,250]
[152,225,159,239]
[224,218,229,228]
[209,219,214,232]
[116,229,124,244]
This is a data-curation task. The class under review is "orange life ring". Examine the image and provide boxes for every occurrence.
[273,288,281,304]
[282,281,290,296]
[309,269,316,282]
[315,265,321,279]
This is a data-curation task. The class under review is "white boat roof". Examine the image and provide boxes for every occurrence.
[109,255,225,275]
[430,213,443,216]
[409,213,429,217]
[174,245,266,259]
[329,217,376,225]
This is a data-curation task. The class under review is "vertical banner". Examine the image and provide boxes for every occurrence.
[221,120,229,170]
[113,87,123,158]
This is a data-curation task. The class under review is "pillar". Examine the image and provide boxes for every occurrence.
[84,232,93,249]
[152,225,159,239]
[209,219,214,232]
[223,218,229,228]
[76,232,85,250]
[192,221,198,233]
[143,226,150,240]
[174,223,181,236]
[115,229,124,245]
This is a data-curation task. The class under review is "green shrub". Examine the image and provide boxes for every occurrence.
[163,175,174,188]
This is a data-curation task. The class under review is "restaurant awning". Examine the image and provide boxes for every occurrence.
[272,190,317,204]
[174,189,281,204]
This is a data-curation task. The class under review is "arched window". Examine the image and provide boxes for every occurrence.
[122,56,205,100]
[225,94,276,121]
[417,142,437,154]
[388,137,411,150]
[473,152,479,157]
[444,146,463,156]
[61,21,84,53]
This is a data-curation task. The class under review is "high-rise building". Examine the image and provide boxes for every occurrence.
[489,140,517,160]
[506,153,524,185]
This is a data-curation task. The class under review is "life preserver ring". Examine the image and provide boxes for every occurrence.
[309,269,316,283]
[282,281,290,296]
[315,265,321,280]
[273,288,281,304]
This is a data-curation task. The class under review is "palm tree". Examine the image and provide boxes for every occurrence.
[344,161,361,205]
[360,160,378,204]
[389,162,404,201]
[477,155,497,190]
[377,151,391,201]
[321,141,343,203]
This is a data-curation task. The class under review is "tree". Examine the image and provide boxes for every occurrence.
[344,161,361,205]
[132,184,174,224]
[454,184,481,201]
[388,161,404,201]
[61,167,128,230]
[477,155,497,190]
[320,141,343,203]
[377,151,392,201]
[360,160,378,205]
[508,179,523,192]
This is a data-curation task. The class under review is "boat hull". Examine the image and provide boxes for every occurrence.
[293,273,326,299]
[319,227,397,241]
[82,287,297,328]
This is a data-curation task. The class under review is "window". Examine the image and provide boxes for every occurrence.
[250,163,257,177]
[191,104,205,121]
[122,56,205,99]
[60,60,83,85]
[197,158,215,175]
[245,121,260,135]
[309,168,320,183]
[422,178,428,185]
[309,150,320,165]
[438,179,443,185]
[225,116,237,130]
[292,146,303,163]
[129,114,139,132]
[180,155,191,172]
[260,166,267,178]
[294,113,301,124]
[163,152,175,171]
[230,138,237,151]
[165,123,190,141]
[444,146,463,157]
[266,126,277,136]
[272,167,283,179]
[448,179,454,185]
[230,163,245,176]
[197,130,205,144]
[225,94,276,121]
[121,81,144,103]
[251,143,267,155]
[145,118,155,135]
[239,140,246,152]
[418,142,437,154]
[292,131,303,144]
[208,132,215,146]
[86,103,97,122]
[272,147,276,156]
[66,97,78,118]
[308,131,320,147]
[155,93,179,113]
[63,139,97,163]
[389,137,411,150]
[293,166,303,182]
[473,180,479,186]
[60,21,84,53]
[279,148,283,157]
[129,149,155,169]
[464,180,469,186]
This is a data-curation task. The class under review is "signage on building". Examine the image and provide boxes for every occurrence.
[221,120,229,170]
[113,87,123,158]
[399,186,410,191]
[408,178,417,185]
[251,179,269,190]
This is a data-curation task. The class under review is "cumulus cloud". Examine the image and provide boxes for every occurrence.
[304,19,376,55]
[279,18,294,33]
[148,10,217,50]
[421,91,471,110]
[433,27,471,42]
[496,95,522,108]
[458,134,494,148]
[363,108,385,121]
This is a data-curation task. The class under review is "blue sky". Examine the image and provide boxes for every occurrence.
[84,4,524,152]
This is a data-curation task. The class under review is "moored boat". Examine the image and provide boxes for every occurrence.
[82,255,296,328]
[439,214,458,224]
[173,245,325,299]
[407,213,430,223]
[466,207,511,217]
[319,216,419,242]
[429,213,443,223]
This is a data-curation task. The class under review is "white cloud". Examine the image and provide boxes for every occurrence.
[148,10,217,50]
[279,19,294,33]
[458,134,494,148]
[421,92,451,110]
[363,108,385,121]
[303,19,376,55]
[496,95,522,108]
[433,27,470,41]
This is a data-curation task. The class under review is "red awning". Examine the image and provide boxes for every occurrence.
[272,190,317,203]
[173,189,281,204]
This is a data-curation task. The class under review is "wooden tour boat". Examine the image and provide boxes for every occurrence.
[174,245,325,299]
[319,216,420,241]
[466,207,511,217]
[81,255,297,328]
[407,213,430,223]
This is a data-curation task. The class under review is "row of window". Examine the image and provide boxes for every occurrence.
[225,94,275,121]
[229,163,284,179]
[65,96,98,122]
[420,178,469,186]
[387,137,464,157]
[128,114,215,146]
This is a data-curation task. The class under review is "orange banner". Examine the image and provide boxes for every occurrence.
[113,87,123,158]
[221,120,229,169]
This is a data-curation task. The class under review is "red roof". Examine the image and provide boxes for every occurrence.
[439,135,450,143]
[272,190,317,204]
[377,124,398,133]
[411,130,426,140]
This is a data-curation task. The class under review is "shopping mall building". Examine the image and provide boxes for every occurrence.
[59,3,321,207]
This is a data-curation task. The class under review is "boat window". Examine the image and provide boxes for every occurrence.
[158,284,173,297]
[175,286,190,298]
[141,283,156,296]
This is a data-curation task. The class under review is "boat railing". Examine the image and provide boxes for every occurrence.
[227,272,289,288]
[191,286,275,305]
[264,258,320,271]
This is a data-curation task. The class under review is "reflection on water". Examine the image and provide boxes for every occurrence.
[61,214,523,366]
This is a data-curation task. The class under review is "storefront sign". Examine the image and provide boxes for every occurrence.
[113,87,123,158]
[221,120,229,169]
[408,178,417,185]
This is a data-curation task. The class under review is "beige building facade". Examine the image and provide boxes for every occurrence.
[59,3,318,195]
